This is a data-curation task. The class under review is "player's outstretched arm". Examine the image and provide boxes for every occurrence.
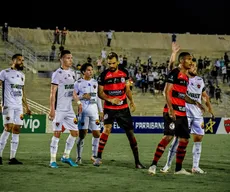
[168,42,180,71]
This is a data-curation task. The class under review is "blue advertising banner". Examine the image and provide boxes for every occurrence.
[107,116,222,134]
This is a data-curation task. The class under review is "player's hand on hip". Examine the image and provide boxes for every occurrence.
[83,93,91,100]
[49,110,55,121]
[109,98,122,105]
[130,101,136,112]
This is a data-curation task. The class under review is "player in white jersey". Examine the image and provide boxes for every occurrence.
[48,50,82,168]
[161,59,215,174]
[74,63,103,164]
[0,54,31,165]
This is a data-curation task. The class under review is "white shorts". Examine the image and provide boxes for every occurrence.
[187,116,205,135]
[78,113,101,131]
[52,110,78,132]
[2,106,23,125]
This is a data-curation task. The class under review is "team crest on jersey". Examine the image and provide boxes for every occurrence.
[169,122,175,130]
[93,85,96,89]
[95,119,100,125]
[20,114,24,120]
[68,74,70,77]
[73,118,78,124]
[197,84,201,89]
[59,71,62,74]
[121,78,125,83]
[21,77,24,82]
[56,122,60,127]
[6,117,10,121]
[17,74,19,78]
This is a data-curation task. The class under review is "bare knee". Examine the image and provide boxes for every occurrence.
[103,124,112,135]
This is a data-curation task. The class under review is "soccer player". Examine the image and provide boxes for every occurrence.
[161,60,214,174]
[93,52,145,169]
[0,54,31,165]
[74,63,103,164]
[148,52,204,175]
[48,50,82,168]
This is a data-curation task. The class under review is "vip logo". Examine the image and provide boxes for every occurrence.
[93,85,96,89]
[56,122,60,127]
[224,119,230,133]
[197,84,201,89]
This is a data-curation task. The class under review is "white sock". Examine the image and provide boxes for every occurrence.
[92,137,99,157]
[50,136,59,163]
[76,137,84,159]
[10,133,19,159]
[0,130,10,157]
[63,134,76,159]
[192,142,202,168]
[166,137,179,167]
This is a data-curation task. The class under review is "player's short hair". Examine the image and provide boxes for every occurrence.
[107,52,118,61]
[80,63,93,74]
[60,50,71,58]
[12,54,22,60]
[178,52,190,63]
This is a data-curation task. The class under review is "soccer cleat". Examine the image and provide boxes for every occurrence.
[61,157,78,167]
[8,158,23,165]
[160,165,171,173]
[135,162,146,169]
[91,156,102,164]
[0,157,2,165]
[50,162,58,168]
[174,168,191,175]
[148,165,157,175]
[76,157,82,165]
[93,158,102,167]
[192,167,206,174]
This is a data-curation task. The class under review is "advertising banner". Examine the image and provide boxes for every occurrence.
[0,114,46,133]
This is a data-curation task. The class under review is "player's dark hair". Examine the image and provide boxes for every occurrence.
[80,63,93,74]
[60,50,71,58]
[12,54,22,60]
[107,52,118,61]
[178,52,190,63]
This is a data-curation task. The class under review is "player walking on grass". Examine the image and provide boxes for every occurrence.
[0,54,31,165]
[161,60,215,174]
[74,63,103,164]
[93,52,145,169]
[48,50,82,168]
[148,52,205,175]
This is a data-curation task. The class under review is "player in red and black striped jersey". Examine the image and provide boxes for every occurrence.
[148,51,198,175]
[93,52,145,169]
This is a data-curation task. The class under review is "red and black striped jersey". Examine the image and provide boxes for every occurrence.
[98,66,129,110]
[163,68,188,116]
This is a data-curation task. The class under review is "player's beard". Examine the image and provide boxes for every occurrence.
[109,67,117,72]
[15,64,24,71]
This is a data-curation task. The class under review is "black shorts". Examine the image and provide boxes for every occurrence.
[103,108,134,131]
[163,112,190,139]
